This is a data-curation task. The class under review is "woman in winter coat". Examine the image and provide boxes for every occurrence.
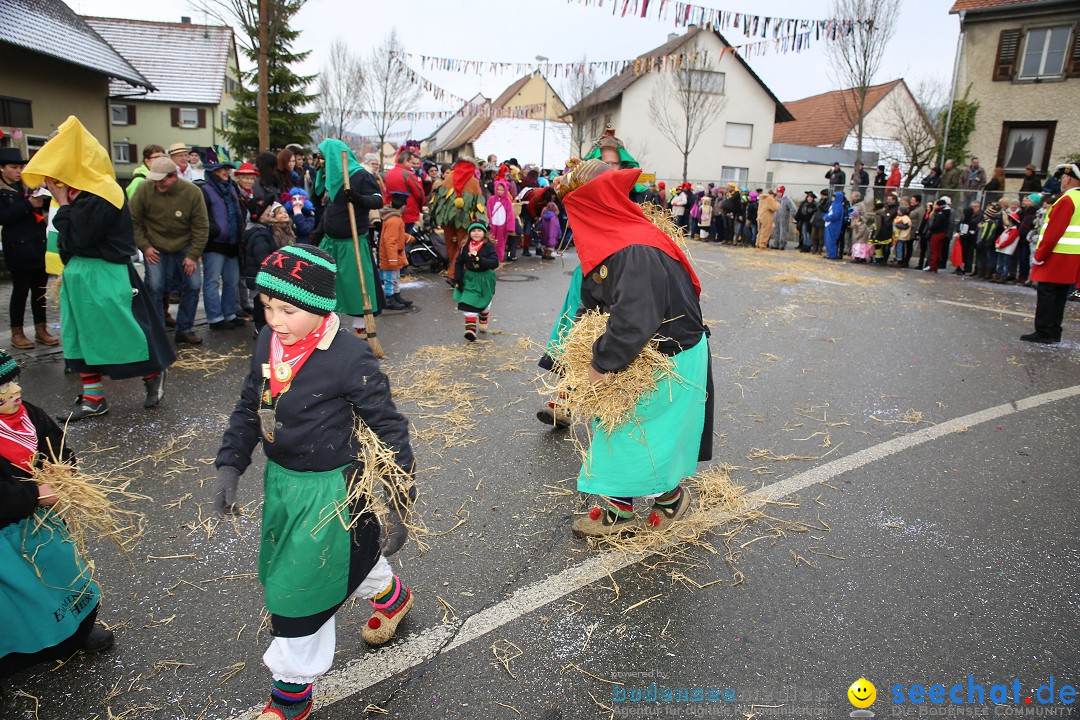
[823,191,846,259]
[252,151,282,203]
[926,197,953,273]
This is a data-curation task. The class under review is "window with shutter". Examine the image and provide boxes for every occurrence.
[128,143,138,161]
[127,105,137,125]
[197,108,207,128]
[171,107,180,127]
[993,29,1022,81]
[1067,27,1080,78]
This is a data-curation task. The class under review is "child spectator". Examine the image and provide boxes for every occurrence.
[379,192,413,310]
[286,187,316,244]
[242,199,295,331]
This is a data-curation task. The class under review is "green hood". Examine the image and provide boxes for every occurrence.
[315,138,363,199]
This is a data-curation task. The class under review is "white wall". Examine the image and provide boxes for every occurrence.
[612,30,779,187]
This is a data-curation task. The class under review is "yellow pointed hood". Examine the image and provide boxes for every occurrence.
[22,116,125,210]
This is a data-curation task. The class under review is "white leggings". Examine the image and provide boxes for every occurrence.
[262,555,394,684]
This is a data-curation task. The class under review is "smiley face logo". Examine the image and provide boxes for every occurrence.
[848,678,876,709]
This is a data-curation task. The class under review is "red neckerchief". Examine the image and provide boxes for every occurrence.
[0,405,37,470]
[268,315,329,397]
[563,168,701,297]
[468,240,484,254]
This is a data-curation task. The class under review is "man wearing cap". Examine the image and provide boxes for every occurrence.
[125,145,167,200]
[199,160,246,330]
[130,157,209,344]
[167,143,195,181]
[1022,163,1080,344]
[0,147,57,350]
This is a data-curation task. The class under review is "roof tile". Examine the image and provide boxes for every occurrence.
[771,80,902,147]
[84,16,235,104]
[0,0,150,88]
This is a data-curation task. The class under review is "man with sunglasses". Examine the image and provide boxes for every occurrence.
[130,156,209,345]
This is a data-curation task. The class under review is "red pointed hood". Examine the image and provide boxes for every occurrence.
[562,168,700,297]
[452,159,478,194]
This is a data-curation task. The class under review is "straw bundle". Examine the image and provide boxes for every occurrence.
[312,421,427,553]
[28,453,149,558]
[546,310,676,434]
[640,201,687,249]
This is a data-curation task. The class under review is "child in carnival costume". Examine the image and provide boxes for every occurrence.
[213,245,416,720]
[556,160,714,536]
[0,349,115,686]
[428,158,485,283]
[453,220,499,342]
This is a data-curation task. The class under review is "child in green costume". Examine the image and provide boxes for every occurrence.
[453,220,499,342]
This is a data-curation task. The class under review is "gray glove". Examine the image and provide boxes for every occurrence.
[382,510,408,557]
[213,465,241,516]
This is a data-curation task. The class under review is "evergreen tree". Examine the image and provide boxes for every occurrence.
[213,0,318,154]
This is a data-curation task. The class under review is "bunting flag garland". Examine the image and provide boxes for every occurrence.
[565,0,872,38]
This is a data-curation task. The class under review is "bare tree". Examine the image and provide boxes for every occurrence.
[561,57,599,157]
[315,38,365,143]
[362,30,422,169]
[825,0,897,168]
[885,79,944,188]
[647,63,726,183]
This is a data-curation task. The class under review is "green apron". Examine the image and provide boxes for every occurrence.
[578,335,708,498]
[546,265,583,356]
[60,257,149,366]
[259,461,353,618]
[320,234,379,315]
[0,511,100,657]
[454,268,496,311]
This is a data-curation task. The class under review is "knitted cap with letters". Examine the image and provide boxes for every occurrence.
[255,245,337,316]
[0,349,19,385]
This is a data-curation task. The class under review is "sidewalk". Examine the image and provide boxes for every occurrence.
[0,263,212,368]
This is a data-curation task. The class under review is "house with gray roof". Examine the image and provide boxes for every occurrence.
[0,0,152,160]
[84,15,242,179]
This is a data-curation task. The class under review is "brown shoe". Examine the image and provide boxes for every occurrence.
[10,327,34,350]
[174,331,202,345]
[34,322,59,346]
[163,311,177,327]
[571,507,643,538]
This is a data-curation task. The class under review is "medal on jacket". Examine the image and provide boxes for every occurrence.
[274,362,293,384]
[258,364,279,443]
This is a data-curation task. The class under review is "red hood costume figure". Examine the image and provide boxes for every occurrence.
[556,160,714,538]
[429,158,485,281]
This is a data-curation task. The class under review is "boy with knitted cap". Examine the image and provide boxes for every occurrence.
[213,245,416,720]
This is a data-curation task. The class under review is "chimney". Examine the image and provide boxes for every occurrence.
[687,23,697,32]
[667,32,679,42]
[181,16,191,23]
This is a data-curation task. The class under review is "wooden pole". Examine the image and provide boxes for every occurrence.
[257,0,269,151]
[341,150,386,358]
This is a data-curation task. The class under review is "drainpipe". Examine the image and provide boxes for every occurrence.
[940,11,965,167]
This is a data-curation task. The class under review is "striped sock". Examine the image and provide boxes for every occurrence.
[269,681,312,719]
[80,373,105,404]
[464,314,478,335]
[372,575,409,615]
[655,485,682,507]
[603,495,635,520]
[478,310,490,324]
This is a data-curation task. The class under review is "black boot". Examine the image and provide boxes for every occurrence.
[384,296,407,310]
[393,293,414,307]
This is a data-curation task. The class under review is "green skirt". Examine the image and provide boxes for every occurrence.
[578,335,708,498]
[454,268,496,312]
[61,257,149,366]
[259,461,352,618]
[0,511,100,657]
[320,234,379,315]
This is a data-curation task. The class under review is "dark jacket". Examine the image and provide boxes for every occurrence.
[826,168,846,188]
[796,199,816,224]
[216,318,414,476]
[322,169,382,238]
[875,205,899,242]
[453,239,499,290]
[874,171,888,188]
[201,175,246,256]
[579,244,704,373]
[977,215,1003,249]
[1019,174,1043,193]
[921,173,941,189]
[929,207,953,235]
[56,192,137,265]
[0,179,47,272]
[0,402,75,530]
[813,197,830,227]
[290,209,315,243]
[241,223,278,288]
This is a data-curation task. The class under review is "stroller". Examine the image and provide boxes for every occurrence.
[406,224,448,274]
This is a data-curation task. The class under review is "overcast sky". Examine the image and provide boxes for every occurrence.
[65,0,961,139]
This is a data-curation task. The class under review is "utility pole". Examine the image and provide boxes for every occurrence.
[536,55,548,169]
[257,0,270,151]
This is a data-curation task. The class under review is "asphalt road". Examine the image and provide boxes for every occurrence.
[5,242,1079,720]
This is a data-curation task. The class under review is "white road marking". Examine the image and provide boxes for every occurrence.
[800,276,849,286]
[937,299,1034,319]
[230,383,1080,718]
